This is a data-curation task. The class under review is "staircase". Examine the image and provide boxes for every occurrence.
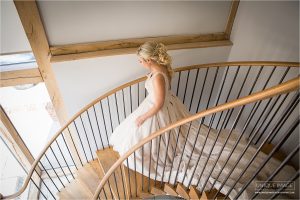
[57,147,229,200]
[1,62,299,200]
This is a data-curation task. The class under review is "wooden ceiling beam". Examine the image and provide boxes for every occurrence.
[0,68,43,87]
[14,0,68,124]
[50,32,231,62]
[225,0,240,38]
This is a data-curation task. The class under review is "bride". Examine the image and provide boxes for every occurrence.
[109,41,296,199]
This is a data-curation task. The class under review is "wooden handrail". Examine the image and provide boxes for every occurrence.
[1,61,299,199]
[93,76,300,199]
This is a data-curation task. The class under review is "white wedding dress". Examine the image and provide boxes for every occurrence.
[110,72,296,199]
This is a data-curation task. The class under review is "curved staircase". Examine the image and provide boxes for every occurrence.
[1,62,299,200]
[57,147,229,200]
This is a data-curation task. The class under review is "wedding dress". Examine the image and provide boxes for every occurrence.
[110,72,296,199]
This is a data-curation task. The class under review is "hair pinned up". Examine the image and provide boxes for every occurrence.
[137,41,174,77]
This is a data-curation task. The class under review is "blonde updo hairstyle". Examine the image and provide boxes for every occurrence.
[137,41,174,78]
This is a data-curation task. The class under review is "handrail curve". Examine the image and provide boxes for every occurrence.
[93,76,300,198]
[1,61,299,199]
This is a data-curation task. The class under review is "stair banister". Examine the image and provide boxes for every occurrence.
[1,61,299,199]
[93,76,300,199]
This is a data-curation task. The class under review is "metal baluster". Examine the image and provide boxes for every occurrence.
[106,97,114,135]
[122,89,127,118]
[154,135,162,186]
[268,94,299,143]
[167,126,181,184]
[112,171,121,199]
[253,93,290,145]
[49,146,71,184]
[73,121,88,163]
[196,115,228,193]
[44,154,65,187]
[126,158,132,197]
[31,170,48,199]
[223,66,263,128]
[233,118,299,199]
[55,139,75,179]
[242,66,277,139]
[174,122,193,183]
[204,106,244,192]
[130,85,133,113]
[181,122,203,184]
[138,82,140,106]
[247,67,290,140]
[176,71,181,96]
[196,68,209,112]
[114,93,121,124]
[100,101,110,146]
[61,130,80,169]
[34,168,55,199]
[189,68,200,111]
[161,130,172,187]
[251,144,299,199]
[92,105,105,149]
[148,140,153,192]
[66,127,83,167]
[142,145,144,191]
[218,99,298,199]
[119,164,127,199]
[183,70,190,104]
[214,66,240,129]
[38,161,60,192]
[79,115,94,160]
[87,109,99,150]
[133,152,138,196]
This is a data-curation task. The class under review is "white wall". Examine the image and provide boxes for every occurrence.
[228,0,299,62]
[0,0,31,54]
[52,46,231,117]
[38,1,231,45]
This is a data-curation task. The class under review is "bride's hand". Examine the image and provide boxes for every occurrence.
[136,115,146,127]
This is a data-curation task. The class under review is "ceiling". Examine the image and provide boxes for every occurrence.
[1,0,232,54]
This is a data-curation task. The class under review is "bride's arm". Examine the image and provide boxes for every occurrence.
[136,74,165,127]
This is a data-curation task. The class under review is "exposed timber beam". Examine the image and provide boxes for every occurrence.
[0,105,35,168]
[50,33,232,62]
[0,68,43,87]
[14,0,68,124]
[225,0,240,38]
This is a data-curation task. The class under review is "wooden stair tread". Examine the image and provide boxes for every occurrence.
[139,191,154,198]
[261,143,285,161]
[164,183,178,196]
[201,189,228,200]
[76,162,100,194]
[58,178,92,199]
[96,147,127,199]
[176,183,190,199]
[189,185,201,199]
[151,186,167,195]
[123,164,164,198]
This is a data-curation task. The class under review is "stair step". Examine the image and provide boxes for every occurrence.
[58,178,92,199]
[123,165,153,197]
[139,191,154,198]
[96,147,127,199]
[189,185,201,199]
[76,161,100,194]
[200,189,228,200]
[151,186,167,195]
[57,189,72,200]
[164,183,178,196]
[176,183,190,199]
